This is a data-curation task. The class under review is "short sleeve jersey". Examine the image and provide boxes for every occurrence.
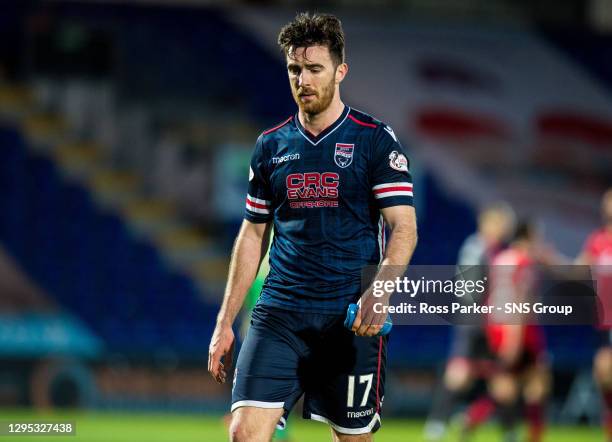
[487,249,544,354]
[245,106,414,313]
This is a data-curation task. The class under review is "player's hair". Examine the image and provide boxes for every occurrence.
[478,201,516,228]
[512,220,534,242]
[277,12,345,67]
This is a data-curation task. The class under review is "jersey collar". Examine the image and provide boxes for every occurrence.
[294,105,351,146]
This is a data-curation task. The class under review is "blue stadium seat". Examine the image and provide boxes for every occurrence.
[0,126,219,358]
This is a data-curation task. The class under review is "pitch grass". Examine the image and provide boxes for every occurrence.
[0,408,603,442]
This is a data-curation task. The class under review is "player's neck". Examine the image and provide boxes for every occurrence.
[299,97,345,137]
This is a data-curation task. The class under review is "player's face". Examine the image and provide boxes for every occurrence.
[481,212,513,246]
[286,45,345,115]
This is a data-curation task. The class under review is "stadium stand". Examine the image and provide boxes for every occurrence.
[0,122,221,356]
[1,3,610,420]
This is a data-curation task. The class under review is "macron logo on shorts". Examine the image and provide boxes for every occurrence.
[347,407,375,418]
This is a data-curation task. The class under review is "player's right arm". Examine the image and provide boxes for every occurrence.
[208,219,272,384]
[209,134,274,383]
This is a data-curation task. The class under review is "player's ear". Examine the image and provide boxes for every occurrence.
[335,62,348,84]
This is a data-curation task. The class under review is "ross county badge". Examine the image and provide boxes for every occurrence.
[334,143,355,168]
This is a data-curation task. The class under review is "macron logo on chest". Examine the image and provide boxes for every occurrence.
[272,153,300,164]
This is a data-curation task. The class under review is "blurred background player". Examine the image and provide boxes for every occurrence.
[424,202,515,441]
[576,188,612,442]
[484,221,551,442]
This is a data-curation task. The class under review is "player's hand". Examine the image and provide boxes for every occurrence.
[208,323,235,384]
[351,289,389,337]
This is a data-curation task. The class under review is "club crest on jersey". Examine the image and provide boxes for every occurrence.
[334,143,354,168]
[389,150,408,172]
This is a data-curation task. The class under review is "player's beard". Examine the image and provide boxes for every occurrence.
[294,76,336,116]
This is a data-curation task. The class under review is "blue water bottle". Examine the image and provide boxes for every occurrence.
[344,302,393,336]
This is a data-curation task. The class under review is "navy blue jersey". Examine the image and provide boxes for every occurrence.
[245,106,413,313]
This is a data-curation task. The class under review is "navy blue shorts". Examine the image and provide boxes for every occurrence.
[231,303,387,435]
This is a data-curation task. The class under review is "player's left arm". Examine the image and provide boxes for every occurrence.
[353,205,417,336]
[353,123,418,337]
[379,205,418,266]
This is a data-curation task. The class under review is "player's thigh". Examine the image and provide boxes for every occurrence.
[445,326,490,392]
[304,325,387,435]
[489,371,519,405]
[444,357,475,392]
[230,406,284,442]
[232,305,304,416]
[594,345,612,388]
[522,361,551,404]
[330,427,372,442]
